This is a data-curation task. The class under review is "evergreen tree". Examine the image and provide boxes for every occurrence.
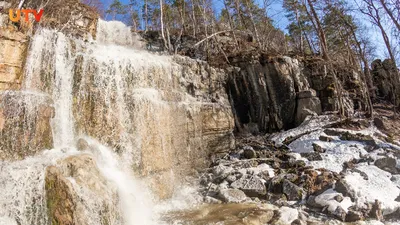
[106,0,127,20]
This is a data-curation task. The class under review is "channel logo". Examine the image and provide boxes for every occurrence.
[0,6,44,23]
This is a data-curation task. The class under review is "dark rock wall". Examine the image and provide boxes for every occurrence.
[227,55,366,133]
[372,59,400,108]
[227,57,298,133]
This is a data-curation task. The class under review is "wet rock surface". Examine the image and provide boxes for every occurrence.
[0,92,54,160]
[45,154,120,225]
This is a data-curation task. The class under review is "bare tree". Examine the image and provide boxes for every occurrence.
[360,0,399,115]
[305,0,329,60]
[144,0,148,32]
[159,0,169,50]
[379,0,400,31]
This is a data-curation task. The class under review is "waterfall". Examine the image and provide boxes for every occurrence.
[85,138,154,225]
[0,20,177,224]
[52,33,75,148]
[0,149,67,225]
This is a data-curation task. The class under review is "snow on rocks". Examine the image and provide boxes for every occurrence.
[344,164,400,215]
[310,188,352,214]
[196,116,400,223]
[274,206,299,224]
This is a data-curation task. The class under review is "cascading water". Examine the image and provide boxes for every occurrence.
[0,20,182,224]
[52,33,75,148]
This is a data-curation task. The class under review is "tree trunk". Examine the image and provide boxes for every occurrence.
[379,0,400,31]
[306,0,329,60]
[159,0,168,50]
[244,0,262,49]
[362,0,399,115]
[224,0,239,49]
[145,0,148,32]
[190,0,197,37]
[295,8,304,54]
[18,0,26,9]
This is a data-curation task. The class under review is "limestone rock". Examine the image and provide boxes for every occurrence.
[22,0,98,38]
[0,26,28,91]
[227,56,298,132]
[243,147,257,159]
[374,157,399,174]
[334,180,355,200]
[373,117,386,131]
[332,206,347,221]
[369,200,383,221]
[295,94,321,126]
[372,59,400,108]
[45,166,77,225]
[45,154,120,225]
[345,210,364,222]
[300,152,322,161]
[217,189,247,203]
[231,177,267,197]
[0,93,54,160]
[282,180,304,201]
[76,138,89,151]
[319,136,333,142]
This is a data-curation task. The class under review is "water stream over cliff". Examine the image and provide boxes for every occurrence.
[0,20,183,224]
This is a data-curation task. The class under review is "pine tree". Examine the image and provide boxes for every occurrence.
[106,0,127,20]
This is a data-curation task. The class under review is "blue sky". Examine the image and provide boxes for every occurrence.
[100,0,394,61]
[101,0,290,32]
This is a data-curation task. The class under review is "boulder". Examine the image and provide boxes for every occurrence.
[243,146,257,159]
[269,173,298,193]
[306,195,320,208]
[295,95,322,126]
[334,180,355,200]
[213,165,234,178]
[204,196,222,204]
[217,189,247,203]
[339,132,377,147]
[373,117,386,131]
[369,200,383,221]
[282,180,304,201]
[334,195,343,203]
[345,210,364,222]
[303,171,337,195]
[231,177,267,197]
[297,90,316,99]
[300,152,322,161]
[76,138,89,151]
[374,157,399,174]
[332,206,346,221]
[45,154,120,225]
[319,136,333,142]
[312,143,326,152]
[291,219,306,225]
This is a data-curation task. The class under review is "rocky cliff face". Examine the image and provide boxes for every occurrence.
[227,54,366,133]
[372,59,400,109]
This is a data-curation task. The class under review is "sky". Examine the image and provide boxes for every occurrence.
[101,0,290,31]
[100,0,395,62]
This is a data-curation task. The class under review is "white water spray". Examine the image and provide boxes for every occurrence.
[0,20,173,224]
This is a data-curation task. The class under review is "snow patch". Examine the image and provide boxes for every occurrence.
[276,206,299,224]
[314,189,353,213]
[345,165,400,215]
